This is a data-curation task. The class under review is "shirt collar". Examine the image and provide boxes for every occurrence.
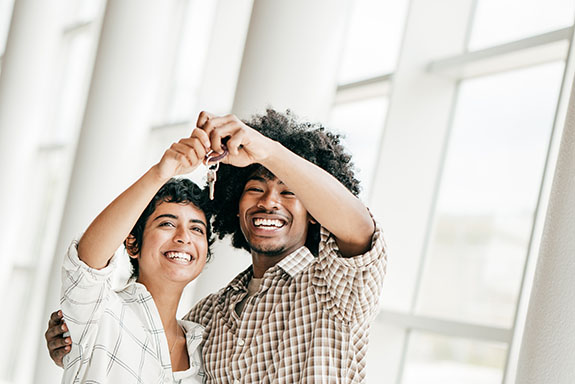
[276,245,315,277]
[225,245,315,291]
[227,265,254,292]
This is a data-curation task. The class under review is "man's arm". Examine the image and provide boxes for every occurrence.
[45,310,70,368]
[196,112,374,257]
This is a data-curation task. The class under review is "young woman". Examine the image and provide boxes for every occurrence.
[60,134,214,383]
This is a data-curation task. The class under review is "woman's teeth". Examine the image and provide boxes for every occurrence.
[165,252,192,262]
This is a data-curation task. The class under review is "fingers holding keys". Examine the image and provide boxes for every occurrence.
[155,135,209,179]
[196,111,273,167]
[195,110,215,131]
[45,310,71,368]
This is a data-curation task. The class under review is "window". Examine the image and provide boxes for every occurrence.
[0,0,14,59]
[331,0,574,382]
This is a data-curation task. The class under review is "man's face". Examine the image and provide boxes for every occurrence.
[238,168,312,258]
[134,201,208,287]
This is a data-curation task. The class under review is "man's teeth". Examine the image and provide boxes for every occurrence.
[165,252,192,262]
[253,218,284,228]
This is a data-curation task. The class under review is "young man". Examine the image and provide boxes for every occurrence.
[47,109,386,383]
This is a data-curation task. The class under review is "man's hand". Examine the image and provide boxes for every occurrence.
[196,111,276,168]
[45,310,71,368]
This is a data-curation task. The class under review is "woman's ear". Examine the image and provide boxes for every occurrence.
[125,235,139,258]
[307,214,317,225]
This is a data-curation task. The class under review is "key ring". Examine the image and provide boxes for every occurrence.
[208,161,219,172]
[204,144,229,165]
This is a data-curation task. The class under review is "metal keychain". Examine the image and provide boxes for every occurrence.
[204,145,228,200]
[206,162,219,200]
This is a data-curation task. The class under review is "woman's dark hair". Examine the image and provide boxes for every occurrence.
[125,178,214,278]
[211,108,360,256]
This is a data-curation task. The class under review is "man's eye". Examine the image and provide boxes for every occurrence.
[281,190,295,196]
[246,187,263,192]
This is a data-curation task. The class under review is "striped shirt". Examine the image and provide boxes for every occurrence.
[184,223,386,383]
[61,243,205,384]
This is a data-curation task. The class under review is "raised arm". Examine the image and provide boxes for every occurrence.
[77,135,208,269]
[196,112,374,257]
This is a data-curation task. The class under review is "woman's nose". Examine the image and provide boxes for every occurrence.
[174,226,191,244]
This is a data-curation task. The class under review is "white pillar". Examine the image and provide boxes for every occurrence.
[0,0,66,301]
[191,0,352,304]
[231,0,352,121]
[33,1,178,382]
[514,79,575,383]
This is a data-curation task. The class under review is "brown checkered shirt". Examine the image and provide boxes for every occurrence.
[184,223,386,383]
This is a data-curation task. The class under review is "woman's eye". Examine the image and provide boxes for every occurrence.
[281,190,295,196]
[159,222,175,227]
[191,226,205,234]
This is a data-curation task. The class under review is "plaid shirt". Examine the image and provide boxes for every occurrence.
[184,223,386,383]
[61,243,205,384]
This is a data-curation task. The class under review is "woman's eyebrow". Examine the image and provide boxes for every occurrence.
[153,213,206,228]
[152,213,178,222]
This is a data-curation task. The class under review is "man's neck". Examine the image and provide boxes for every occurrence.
[251,252,289,278]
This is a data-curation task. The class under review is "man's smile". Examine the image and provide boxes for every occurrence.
[253,217,286,229]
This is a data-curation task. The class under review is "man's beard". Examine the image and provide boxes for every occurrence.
[248,242,286,257]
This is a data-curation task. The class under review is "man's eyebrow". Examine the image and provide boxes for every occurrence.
[152,213,207,227]
[246,175,266,183]
[246,175,284,185]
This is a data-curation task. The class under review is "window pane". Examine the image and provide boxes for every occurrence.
[329,97,388,198]
[416,62,564,327]
[47,30,95,145]
[366,321,405,383]
[0,269,33,381]
[66,0,104,24]
[337,0,408,84]
[403,332,506,384]
[469,0,575,50]
[161,0,218,122]
[0,0,15,54]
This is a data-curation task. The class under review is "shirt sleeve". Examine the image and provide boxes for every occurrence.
[312,220,387,323]
[60,241,117,376]
[182,291,221,327]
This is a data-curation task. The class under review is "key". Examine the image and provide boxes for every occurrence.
[207,162,219,200]
[204,144,227,200]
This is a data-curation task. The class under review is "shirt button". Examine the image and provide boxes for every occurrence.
[238,338,245,346]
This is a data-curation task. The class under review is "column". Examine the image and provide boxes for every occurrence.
[0,0,66,303]
[231,0,352,121]
[33,1,179,382]
[514,78,575,383]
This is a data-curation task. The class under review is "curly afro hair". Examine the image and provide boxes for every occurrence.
[125,178,215,278]
[211,108,360,256]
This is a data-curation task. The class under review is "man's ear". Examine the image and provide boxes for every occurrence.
[125,235,139,258]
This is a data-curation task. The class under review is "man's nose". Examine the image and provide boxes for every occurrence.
[257,189,280,210]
